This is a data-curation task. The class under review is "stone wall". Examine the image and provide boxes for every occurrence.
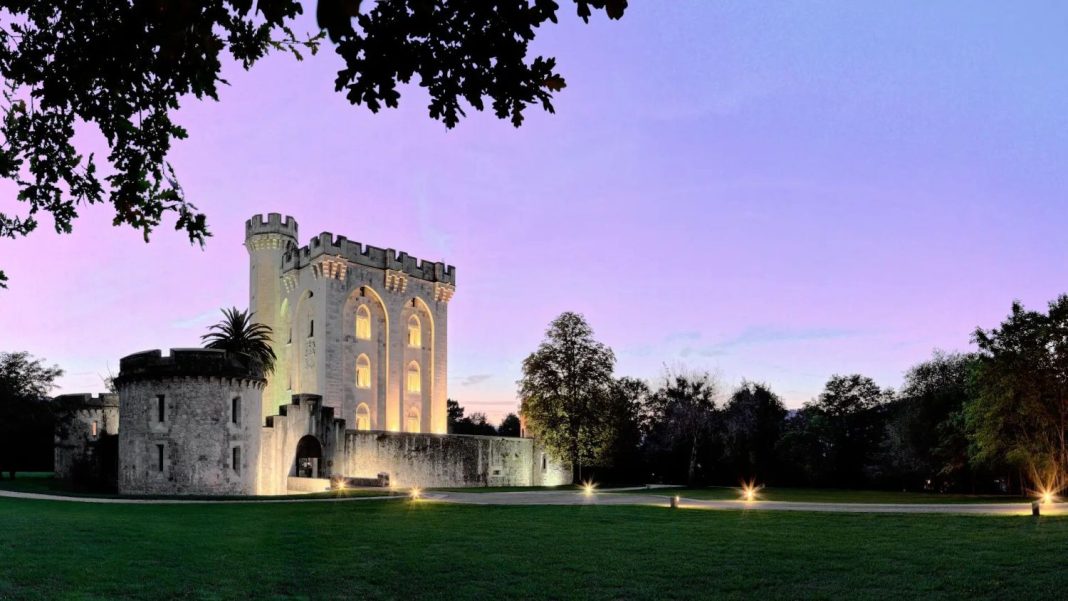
[116,349,265,496]
[53,393,119,482]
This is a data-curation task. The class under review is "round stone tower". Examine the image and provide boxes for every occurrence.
[245,213,298,420]
[115,348,265,496]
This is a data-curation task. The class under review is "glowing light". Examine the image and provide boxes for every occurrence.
[1041,490,1055,505]
[409,487,422,500]
[582,481,596,496]
[740,480,761,503]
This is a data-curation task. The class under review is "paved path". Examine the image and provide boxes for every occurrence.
[2,487,1062,515]
[428,490,1065,516]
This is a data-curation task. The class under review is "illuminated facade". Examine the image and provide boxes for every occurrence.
[245,213,455,434]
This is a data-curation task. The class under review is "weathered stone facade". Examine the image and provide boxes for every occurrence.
[55,214,570,495]
[115,349,264,495]
[53,394,119,482]
[246,214,453,435]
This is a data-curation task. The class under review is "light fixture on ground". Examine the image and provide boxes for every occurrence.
[740,480,760,503]
[582,481,596,496]
[409,487,422,500]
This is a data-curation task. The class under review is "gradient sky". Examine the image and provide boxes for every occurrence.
[2,2,1067,422]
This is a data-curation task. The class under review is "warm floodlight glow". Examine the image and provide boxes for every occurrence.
[582,481,596,496]
[1041,490,1055,505]
[410,487,422,500]
[740,480,761,503]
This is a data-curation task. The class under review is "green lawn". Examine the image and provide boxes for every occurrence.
[1,496,1066,600]
[617,485,1029,504]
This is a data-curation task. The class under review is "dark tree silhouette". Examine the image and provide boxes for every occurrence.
[0,0,628,287]
[0,351,63,478]
[498,413,521,437]
[201,307,276,374]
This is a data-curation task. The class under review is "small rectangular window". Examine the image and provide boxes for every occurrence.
[156,444,164,472]
[232,447,241,474]
[542,454,547,471]
[156,394,165,422]
[287,328,292,344]
[231,397,241,425]
[91,421,98,437]
[309,319,314,337]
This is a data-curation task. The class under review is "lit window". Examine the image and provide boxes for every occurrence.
[355,403,371,431]
[407,315,421,347]
[91,421,98,437]
[406,408,420,433]
[406,362,421,394]
[356,305,371,340]
[356,354,371,389]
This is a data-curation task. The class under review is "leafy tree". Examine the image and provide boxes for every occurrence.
[599,376,649,478]
[644,370,720,485]
[969,297,1068,493]
[0,351,63,478]
[519,311,616,483]
[446,398,464,431]
[722,381,787,483]
[498,413,521,438]
[807,374,893,487]
[885,351,977,491]
[0,0,628,287]
[201,307,276,374]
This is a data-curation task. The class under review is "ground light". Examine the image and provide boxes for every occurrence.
[582,481,596,496]
[741,481,760,503]
[409,487,422,500]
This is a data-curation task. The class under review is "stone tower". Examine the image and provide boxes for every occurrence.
[245,213,298,420]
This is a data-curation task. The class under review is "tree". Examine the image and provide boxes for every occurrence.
[722,381,787,483]
[0,0,628,288]
[969,297,1068,493]
[885,351,977,491]
[201,307,276,374]
[644,370,720,485]
[446,398,464,431]
[518,311,616,483]
[498,413,521,438]
[0,351,63,478]
[599,376,649,478]
[802,374,893,487]
[445,399,498,435]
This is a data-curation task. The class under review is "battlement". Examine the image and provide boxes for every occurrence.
[52,393,119,408]
[115,348,266,385]
[281,230,456,285]
[245,213,298,240]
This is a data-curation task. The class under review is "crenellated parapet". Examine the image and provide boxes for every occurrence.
[280,230,456,285]
[115,348,266,387]
[245,213,299,241]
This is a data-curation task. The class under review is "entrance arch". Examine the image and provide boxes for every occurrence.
[294,435,323,478]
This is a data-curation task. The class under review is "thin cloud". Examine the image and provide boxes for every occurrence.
[170,309,221,329]
[456,374,493,387]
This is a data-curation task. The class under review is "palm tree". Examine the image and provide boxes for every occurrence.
[201,307,276,375]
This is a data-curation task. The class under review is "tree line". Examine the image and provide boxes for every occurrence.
[519,298,1068,494]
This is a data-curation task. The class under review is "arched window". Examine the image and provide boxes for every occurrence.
[406,361,421,394]
[355,354,371,389]
[406,407,420,433]
[355,305,371,340]
[407,315,421,348]
[355,403,371,431]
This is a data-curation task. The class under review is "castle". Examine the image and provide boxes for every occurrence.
[54,214,570,495]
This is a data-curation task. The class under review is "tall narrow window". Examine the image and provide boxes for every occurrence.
[355,403,371,431]
[355,305,371,340]
[91,421,98,437]
[407,315,421,347]
[309,319,314,337]
[156,444,164,472]
[287,328,292,344]
[231,397,241,424]
[406,408,420,433]
[355,354,371,389]
[232,447,241,474]
[406,362,421,394]
[156,394,165,422]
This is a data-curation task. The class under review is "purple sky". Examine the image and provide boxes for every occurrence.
[3,3,1067,422]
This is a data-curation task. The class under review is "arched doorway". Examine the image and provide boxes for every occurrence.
[294,435,323,478]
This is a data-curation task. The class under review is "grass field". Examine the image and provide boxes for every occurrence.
[618,485,1030,504]
[1,495,1066,600]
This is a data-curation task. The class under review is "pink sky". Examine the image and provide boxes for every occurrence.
[3,3,1068,422]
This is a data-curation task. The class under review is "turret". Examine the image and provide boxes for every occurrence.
[245,213,298,420]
